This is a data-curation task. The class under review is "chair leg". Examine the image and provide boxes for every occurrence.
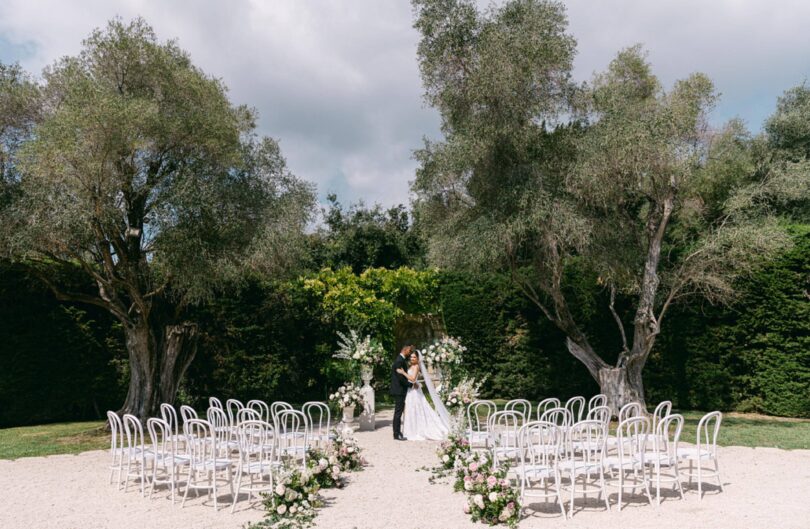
[714,459,724,492]
[697,460,703,500]
[231,467,243,514]
[181,468,192,508]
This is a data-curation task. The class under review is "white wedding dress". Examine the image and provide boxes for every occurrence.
[402,362,450,441]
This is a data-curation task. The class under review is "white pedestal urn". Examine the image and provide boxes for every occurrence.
[359,364,376,431]
[342,404,356,424]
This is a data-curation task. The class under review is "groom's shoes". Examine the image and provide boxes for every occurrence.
[395,434,407,441]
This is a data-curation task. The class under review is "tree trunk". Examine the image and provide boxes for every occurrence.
[598,360,646,416]
[118,320,198,421]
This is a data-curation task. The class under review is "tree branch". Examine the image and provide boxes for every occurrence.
[609,283,629,354]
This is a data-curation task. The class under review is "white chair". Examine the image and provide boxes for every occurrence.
[160,403,184,445]
[207,407,240,457]
[505,399,532,421]
[122,414,153,496]
[180,405,198,425]
[302,401,331,447]
[644,413,685,505]
[147,417,190,504]
[106,411,125,489]
[646,400,672,446]
[516,421,566,518]
[606,402,644,453]
[536,397,561,420]
[231,420,276,513]
[488,410,522,469]
[181,419,234,511]
[539,407,573,428]
[247,399,271,423]
[467,400,497,449]
[588,394,607,412]
[558,420,609,517]
[209,397,224,410]
[226,399,245,429]
[679,411,724,499]
[602,416,653,511]
[270,401,294,431]
[236,407,262,424]
[276,409,309,467]
[565,396,586,423]
[586,405,611,426]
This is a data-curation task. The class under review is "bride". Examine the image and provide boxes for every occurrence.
[397,350,450,441]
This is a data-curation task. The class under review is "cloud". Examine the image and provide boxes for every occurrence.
[1,0,808,207]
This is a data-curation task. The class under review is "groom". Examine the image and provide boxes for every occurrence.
[390,345,413,441]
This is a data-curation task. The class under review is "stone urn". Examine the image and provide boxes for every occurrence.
[342,405,356,424]
[359,365,375,431]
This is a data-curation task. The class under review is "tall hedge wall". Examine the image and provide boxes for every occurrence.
[1,226,808,426]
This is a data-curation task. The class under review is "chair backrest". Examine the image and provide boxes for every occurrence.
[276,409,308,466]
[654,413,683,460]
[588,394,607,411]
[566,419,607,464]
[271,401,294,429]
[539,407,573,428]
[209,397,223,409]
[565,396,586,423]
[586,405,611,425]
[184,419,216,466]
[616,416,650,466]
[504,399,531,420]
[107,411,123,453]
[236,407,261,425]
[302,401,331,437]
[122,414,146,462]
[467,400,497,435]
[226,399,245,426]
[536,397,561,420]
[488,410,522,452]
[247,399,271,423]
[236,419,275,466]
[180,405,198,425]
[696,411,722,458]
[160,403,179,437]
[207,406,233,455]
[518,421,561,469]
[618,401,643,423]
[651,400,672,432]
[147,417,177,461]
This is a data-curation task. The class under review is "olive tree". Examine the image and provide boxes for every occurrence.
[0,19,315,419]
[412,0,795,411]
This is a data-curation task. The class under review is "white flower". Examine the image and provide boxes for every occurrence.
[442,454,450,463]
[489,492,499,502]
[274,484,286,496]
[464,480,473,491]
[290,505,297,514]
[473,494,485,509]
[276,504,287,515]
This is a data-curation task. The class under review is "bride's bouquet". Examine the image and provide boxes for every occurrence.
[334,329,386,366]
[329,382,365,410]
[421,336,466,368]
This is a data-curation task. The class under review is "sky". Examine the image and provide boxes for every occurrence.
[1,0,808,208]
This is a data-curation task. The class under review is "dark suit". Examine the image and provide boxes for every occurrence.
[390,353,411,439]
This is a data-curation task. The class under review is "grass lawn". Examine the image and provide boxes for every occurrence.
[0,421,108,459]
[1,408,808,460]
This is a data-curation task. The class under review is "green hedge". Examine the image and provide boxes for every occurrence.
[1,226,808,426]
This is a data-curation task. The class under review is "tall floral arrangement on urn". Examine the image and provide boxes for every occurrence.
[421,336,465,392]
[334,330,386,431]
[329,383,364,426]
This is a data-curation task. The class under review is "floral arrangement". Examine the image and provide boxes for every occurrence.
[435,433,470,475]
[461,456,521,528]
[443,377,483,412]
[330,427,366,471]
[421,336,466,368]
[250,464,323,529]
[306,447,345,489]
[329,382,365,410]
[334,329,386,366]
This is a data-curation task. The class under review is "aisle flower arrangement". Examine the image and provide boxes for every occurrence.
[249,463,323,529]
[331,427,366,471]
[435,433,470,476]
[421,336,466,367]
[460,455,520,528]
[442,377,483,413]
[329,382,365,410]
[306,447,346,489]
[334,329,386,366]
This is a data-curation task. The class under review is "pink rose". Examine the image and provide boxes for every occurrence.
[487,476,497,488]
[469,462,478,472]
[463,502,471,514]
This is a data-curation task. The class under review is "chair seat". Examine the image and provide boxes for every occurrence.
[155,453,191,466]
[678,448,714,461]
[603,456,644,470]
[241,461,275,475]
[192,458,233,471]
[467,431,489,444]
[558,460,602,476]
[638,453,677,467]
[516,464,556,480]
